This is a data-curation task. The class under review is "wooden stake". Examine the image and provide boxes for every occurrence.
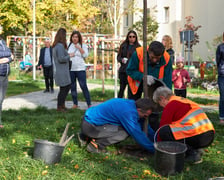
[61,134,74,146]
[59,123,70,145]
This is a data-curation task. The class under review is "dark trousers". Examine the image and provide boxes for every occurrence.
[174,89,187,98]
[118,72,128,98]
[128,81,143,100]
[81,119,129,148]
[158,125,214,150]
[57,84,71,107]
[70,71,91,106]
[43,66,54,90]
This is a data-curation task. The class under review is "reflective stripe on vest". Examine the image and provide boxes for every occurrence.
[127,47,170,95]
[169,96,215,140]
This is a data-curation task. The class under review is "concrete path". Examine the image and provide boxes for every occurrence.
[2,83,113,111]
[2,83,219,112]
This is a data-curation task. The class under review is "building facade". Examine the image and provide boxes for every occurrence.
[121,0,224,63]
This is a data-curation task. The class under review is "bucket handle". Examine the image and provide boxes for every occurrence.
[154,125,185,144]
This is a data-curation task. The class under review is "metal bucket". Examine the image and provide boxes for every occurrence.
[154,127,187,176]
[154,141,187,176]
[33,139,65,164]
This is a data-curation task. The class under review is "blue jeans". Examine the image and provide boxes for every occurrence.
[0,76,8,125]
[218,76,224,119]
[70,71,91,106]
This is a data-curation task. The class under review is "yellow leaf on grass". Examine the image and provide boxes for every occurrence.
[26,141,30,146]
[12,139,16,144]
[143,170,151,175]
[42,170,48,175]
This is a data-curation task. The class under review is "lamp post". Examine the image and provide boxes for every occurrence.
[32,0,36,80]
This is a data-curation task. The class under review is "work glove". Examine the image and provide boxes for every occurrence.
[147,75,155,86]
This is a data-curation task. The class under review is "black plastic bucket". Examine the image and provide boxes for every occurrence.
[154,141,187,176]
[33,139,65,164]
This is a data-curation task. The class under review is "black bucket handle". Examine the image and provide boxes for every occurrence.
[154,125,186,144]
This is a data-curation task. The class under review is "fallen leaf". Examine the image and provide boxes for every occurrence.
[143,170,151,175]
[74,164,79,169]
[132,175,138,178]
[204,149,209,152]
[42,170,48,175]
[103,156,108,160]
[12,139,16,144]
[186,166,190,171]
[26,141,30,146]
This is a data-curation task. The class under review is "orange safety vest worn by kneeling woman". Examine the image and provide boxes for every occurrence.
[167,96,215,140]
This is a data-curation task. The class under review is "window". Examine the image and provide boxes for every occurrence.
[147,8,150,16]
[125,14,129,27]
[164,7,169,23]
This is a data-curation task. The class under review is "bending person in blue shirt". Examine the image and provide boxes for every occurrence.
[78,98,155,154]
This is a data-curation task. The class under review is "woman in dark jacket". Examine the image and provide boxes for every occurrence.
[117,30,141,98]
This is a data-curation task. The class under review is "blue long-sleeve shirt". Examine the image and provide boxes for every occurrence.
[126,51,173,89]
[84,98,155,153]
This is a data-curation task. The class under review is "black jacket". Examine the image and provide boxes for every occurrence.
[38,47,53,67]
[216,43,224,76]
[117,43,141,73]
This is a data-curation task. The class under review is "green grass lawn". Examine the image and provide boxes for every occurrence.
[2,78,223,179]
[0,108,223,179]
[6,80,45,97]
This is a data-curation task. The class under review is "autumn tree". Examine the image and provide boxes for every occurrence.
[93,0,137,35]
[129,13,158,42]
[0,0,99,36]
[0,0,33,36]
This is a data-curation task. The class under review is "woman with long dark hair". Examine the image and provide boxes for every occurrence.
[52,28,71,112]
[117,30,141,98]
[68,30,91,109]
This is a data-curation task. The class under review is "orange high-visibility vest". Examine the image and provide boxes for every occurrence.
[127,47,170,95]
[168,96,215,140]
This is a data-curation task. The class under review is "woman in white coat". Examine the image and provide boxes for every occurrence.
[68,31,91,109]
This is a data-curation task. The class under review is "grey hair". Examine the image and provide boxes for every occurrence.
[153,86,173,103]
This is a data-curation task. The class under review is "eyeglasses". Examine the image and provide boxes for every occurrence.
[129,36,136,38]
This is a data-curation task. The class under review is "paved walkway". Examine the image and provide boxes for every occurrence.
[3,83,219,112]
[2,83,114,111]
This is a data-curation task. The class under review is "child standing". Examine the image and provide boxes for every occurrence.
[172,56,190,98]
